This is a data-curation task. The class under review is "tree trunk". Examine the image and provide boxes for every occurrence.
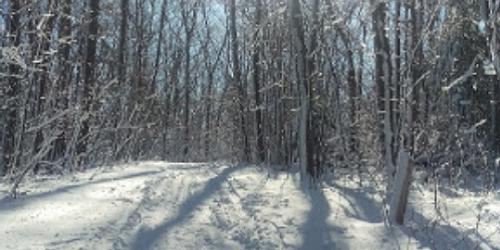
[307,0,321,176]
[289,0,310,177]
[373,1,395,182]
[392,0,402,164]
[53,0,72,165]
[389,0,420,224]
[253,0,265,162]
[410,0,424,153]
[34,0,57,173]
[114,0,128,161]
[230,0,250,161]
[181,0,197,160]
[151,0,168,88]
[337,28,358,154]
[78,0,100,165]
[3,0,21,176]
[118,0,128,89]
[389,149,412,224]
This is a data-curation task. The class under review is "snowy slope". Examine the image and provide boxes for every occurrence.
[0,162,499,250]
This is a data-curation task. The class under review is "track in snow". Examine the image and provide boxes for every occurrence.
[1,162,499,250]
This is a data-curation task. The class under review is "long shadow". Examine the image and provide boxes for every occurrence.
[130,164,246,250]
[165,163,216,171]
[402,207,495,250]
[331,183,383,223]
[299,182,347,250]
[0,169,164,212]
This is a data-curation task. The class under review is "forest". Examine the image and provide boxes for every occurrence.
[1,0,500,249]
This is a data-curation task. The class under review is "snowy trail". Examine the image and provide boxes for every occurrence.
[0,163,167,250]
[130,164,248,249]
[1,162,499,250]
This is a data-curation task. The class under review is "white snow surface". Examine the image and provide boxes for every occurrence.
[0,162,499,250]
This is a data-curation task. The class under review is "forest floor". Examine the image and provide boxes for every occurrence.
[0,162,499,250]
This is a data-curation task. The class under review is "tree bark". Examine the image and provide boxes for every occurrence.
[389,149,412,224]
[78,0,100,164]
[410,0,424,153]
[54,0,72,165]
[392,0,402,164]
[34,0,58,173]
[118,0,128,93]
[181,0,197,160]
[289,0,310,177]
[2,0,21,176]
[253,0,265,162]
[230,0,250,161]
[373,1,394,180]
[151,0,168,89]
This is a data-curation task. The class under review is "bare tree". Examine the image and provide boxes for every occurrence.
[372,0,395,182]
[53,0,73,165]
[289,0,310,178]
[78,0,100,164]
[252,0,265,162]
[229,0,250,161]
[3,0,21,177]
[181,0,198,160]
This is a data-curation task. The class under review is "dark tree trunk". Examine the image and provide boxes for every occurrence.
[253,0,265,162]
[53,0,72,165]
[151,0,168,89]
[289,0,312,177]
[337,28,358,154]
[78,0,100,164]
[181,0,197,160]
[34,0,58,173]
[114,0,128,161]
[118,0,128,90]
[392,0,402,164]
[410,0,424,152]
[3,0,21,176]
[230,0,250,161]
[307,0,321,177]
[373,1,394,168]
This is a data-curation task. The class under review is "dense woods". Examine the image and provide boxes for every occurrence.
[1,0,500,224]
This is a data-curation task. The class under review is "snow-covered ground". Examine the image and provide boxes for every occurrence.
[0,162,499,250]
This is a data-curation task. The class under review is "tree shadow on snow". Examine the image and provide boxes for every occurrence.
[165,162,217,171]
[401,206,495,250]
[330,183,383,223]
[0,169,164,211]
[298,181,348,250]
[130,164,247,250]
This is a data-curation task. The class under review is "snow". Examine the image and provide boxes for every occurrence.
[478,20,487,34]
[0,162,499,250]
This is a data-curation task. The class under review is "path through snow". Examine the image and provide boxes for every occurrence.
[0,162,499,250]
